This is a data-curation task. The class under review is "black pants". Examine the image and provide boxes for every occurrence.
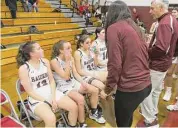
[10,10,16,19]
[1,21,4,28]
[115,85,151,127]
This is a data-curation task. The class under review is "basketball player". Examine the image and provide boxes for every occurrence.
[16,41,79,127]
[91,27,108,71]
[51,40,106,124]
[74,35,108,98]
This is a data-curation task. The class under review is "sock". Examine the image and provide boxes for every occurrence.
[79,122,85,127]
[68,124,76,127]
[91,108,97,114]
[97,105,102,112]
[166,87,172,91]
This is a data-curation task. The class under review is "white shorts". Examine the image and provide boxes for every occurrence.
[28,90,64,120]
[172,57,178,64]
[86,70,107,82]
[57,79,82,95]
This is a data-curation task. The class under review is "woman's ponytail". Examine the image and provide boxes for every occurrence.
[16,41,35,68]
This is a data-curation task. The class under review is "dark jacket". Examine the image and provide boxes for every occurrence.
[5,0,17,10]
[173,18,178,57]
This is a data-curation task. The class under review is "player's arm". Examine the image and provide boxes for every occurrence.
[71,57,84,83]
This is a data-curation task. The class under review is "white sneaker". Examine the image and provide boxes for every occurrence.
[89,110,106,124]
[163,88,172,101]
[80,123,87,128]
[172,74,178,79]
[167,104,178,111]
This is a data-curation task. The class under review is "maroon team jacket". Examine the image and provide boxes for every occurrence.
[149,12,178,72]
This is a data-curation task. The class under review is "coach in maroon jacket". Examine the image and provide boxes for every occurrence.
[104,0,151,127]
[140,0,178,127]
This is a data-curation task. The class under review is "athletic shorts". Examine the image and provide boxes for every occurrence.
[28,90,64,120]
[57,79,82,95]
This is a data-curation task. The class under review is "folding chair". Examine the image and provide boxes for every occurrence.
[0,89,26,127]
[16,79,69,127]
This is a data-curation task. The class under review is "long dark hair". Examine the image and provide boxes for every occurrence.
[51,40,67,59]
[95,27,104,39]
[105,0,145,43]
[76,34,89,49]
[16,41,36,68]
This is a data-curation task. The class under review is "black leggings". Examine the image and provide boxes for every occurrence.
[114,85,151,127]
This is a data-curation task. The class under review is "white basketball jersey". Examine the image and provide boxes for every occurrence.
[53,57,75,92]
[26,59,51,103]
[92,39,108,65]
[78,49,96,72]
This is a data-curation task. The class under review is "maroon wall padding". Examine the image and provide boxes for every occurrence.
[101,6,173,32]
[129,6,155,32]
[101,6,155,32]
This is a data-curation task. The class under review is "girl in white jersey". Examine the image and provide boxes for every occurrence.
[91,27,108,71]
[74,35,108,98]
[51,40,106,124]
[16,41,78,127]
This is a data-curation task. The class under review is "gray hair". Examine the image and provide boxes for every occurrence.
[151,0,169,10]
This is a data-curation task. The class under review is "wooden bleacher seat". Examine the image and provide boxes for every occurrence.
[30,29,81,41]
[2,17,97,26]
[1,27,21,35]
[1,12,64,18]
[1,35,30,46]
[1,23,79,35]
[1,6,54,12]
[2,18,72,26]
[1,29,82,45]
[1,1,51,7]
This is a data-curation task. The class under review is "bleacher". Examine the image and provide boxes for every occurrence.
[1,0,97,123]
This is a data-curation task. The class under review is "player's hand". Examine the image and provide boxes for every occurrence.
[51,99,58,112]
[81,81,88,90]
[64,50,72,61]
[100,90,107,100]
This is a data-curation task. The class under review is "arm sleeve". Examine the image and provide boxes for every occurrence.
[107,26,122,88]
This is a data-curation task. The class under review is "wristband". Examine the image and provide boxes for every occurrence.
[44,100,52,108]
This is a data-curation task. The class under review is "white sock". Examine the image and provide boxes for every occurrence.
[166,87,172,92]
